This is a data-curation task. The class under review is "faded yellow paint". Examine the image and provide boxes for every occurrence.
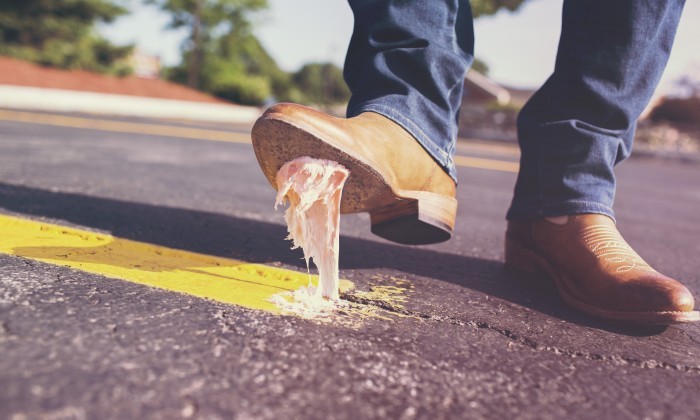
[0,214,353,314]
[456,140,521,157]
[0,109,521,173]
[354,276,413,310]
[453,155,519,173]
[0,109,252,144]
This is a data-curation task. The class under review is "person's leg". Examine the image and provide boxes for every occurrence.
[507,0,685,221]
[344,0,475,183]
[504,0,698,324]
[252,0,473,244]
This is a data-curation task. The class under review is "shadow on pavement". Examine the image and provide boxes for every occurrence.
[0,182,667,336]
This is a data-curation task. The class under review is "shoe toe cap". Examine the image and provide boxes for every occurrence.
[618,276,695,313]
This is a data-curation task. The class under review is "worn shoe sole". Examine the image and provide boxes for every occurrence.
[505,233,700,324]
[252,112,457,245]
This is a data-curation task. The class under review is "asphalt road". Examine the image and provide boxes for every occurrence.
[1,110,700,419]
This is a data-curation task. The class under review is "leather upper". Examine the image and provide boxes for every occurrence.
[507,214,695,313]
[262,103,456,198]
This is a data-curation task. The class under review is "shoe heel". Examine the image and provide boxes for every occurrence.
[370,191,457,245]
[505,234,540,274]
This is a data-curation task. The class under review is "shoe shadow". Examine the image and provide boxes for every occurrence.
[0,182,666,336]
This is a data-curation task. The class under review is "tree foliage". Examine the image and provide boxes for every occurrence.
[292,63,350,105]
[163,11,293,105]
[0,0,133,75]
[154,0,347,106]
[158,0,529,106]
[146,0,267,88]
[471,0,530,18]
[471,58,490,76]
[0,0,531,104]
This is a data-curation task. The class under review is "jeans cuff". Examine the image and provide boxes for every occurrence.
[347,103,458,183]
[506,200,616,223]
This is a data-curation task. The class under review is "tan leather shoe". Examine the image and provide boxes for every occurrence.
[505,214,699,324]
[251,103,457,244]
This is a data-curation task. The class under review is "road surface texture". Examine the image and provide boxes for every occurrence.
[1,109,700,419]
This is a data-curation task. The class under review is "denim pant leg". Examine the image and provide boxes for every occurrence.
[507,0,685,222]
[344,0,474,183]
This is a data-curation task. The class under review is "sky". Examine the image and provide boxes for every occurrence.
[100,0,700,91]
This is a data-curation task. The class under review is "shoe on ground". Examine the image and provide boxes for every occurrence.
[505,214,699,324]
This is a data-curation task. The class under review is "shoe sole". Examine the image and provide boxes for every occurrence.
[505,233,700,324]
[251,112,457,245]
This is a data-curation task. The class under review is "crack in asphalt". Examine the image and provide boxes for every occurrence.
[340,293,418,317]
[341,292,700,375]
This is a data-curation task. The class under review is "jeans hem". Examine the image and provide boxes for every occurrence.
[506,200,616,223]
[347,103,458,183]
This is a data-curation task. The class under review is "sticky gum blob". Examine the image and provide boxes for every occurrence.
[273,157,349,306]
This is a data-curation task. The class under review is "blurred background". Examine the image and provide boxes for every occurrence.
[1,0,698,152]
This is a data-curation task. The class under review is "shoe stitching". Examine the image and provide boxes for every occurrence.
[582,225,655,273]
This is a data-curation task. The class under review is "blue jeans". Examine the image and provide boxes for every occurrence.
[344,0,685,222]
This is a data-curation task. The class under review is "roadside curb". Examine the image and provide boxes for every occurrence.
[0,85,262,124]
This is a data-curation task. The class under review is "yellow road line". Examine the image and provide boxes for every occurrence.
[456,140,521,157]
[453,155,519,173]
[0,214,351,314]
[0,109,519,173]
[0,109,252,144]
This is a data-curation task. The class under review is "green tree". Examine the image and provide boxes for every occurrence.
[146,0,267,89]
[212,27,296,103]
[159,0,530,105]
[471,0,530,18]
[176,37,276,105]
[471,58,490,76]
[0,0,133,75]
[292,63,350,105]
[163,9,293,105]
